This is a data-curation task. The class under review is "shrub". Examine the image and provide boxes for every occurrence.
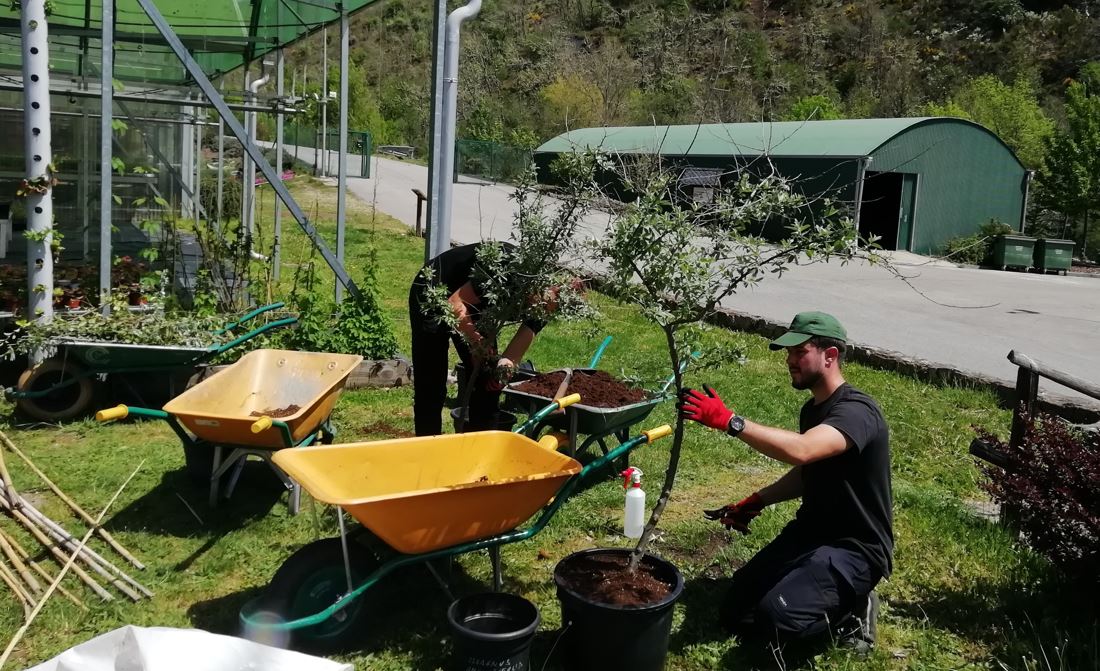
[940,219,1014,264]
[977,413,1099,582]
[200,174,242,223]
[280,259,399,360]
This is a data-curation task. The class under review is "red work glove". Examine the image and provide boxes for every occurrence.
[703,493,765,534]
[677,385,734,431]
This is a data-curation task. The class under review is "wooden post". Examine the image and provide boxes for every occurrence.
[1009,365,1039,449]
[412,188,427,237]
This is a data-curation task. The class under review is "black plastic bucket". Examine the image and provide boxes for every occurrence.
[553,548,684,671]
[451,407,518,433]
[447,592,540,671]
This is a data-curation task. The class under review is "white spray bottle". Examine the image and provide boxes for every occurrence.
[622,467,645,539]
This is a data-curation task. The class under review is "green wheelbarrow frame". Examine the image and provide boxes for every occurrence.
[5,302,297,420]
[235,393,673,647]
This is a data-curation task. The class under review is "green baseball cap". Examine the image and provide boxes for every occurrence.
[768,311,847,350]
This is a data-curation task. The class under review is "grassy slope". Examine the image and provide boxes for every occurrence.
[0,180,1095,670]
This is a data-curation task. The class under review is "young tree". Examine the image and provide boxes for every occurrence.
[419,153,600,424]
[591,159,869,568]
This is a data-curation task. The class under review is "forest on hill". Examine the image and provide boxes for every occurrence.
[283,0,1100,255]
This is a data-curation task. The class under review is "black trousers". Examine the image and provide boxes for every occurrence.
[720,525,880,644]
[409,292,498,437]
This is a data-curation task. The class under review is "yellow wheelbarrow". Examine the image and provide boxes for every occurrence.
[97,349,363,514]
[238,393,673,650]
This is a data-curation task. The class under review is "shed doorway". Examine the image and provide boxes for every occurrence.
[859,171,903,250]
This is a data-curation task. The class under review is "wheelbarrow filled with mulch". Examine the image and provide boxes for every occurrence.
[504,367,681,464]
[96,348,363,514]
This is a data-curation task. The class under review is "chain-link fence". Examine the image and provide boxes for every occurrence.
[454,140,532,183]
[282,123,371,178]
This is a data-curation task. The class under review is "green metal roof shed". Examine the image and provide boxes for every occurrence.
[535,118,1031,254]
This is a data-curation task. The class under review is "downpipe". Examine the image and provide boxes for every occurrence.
[434,0,482,258]
[243,66,272,240]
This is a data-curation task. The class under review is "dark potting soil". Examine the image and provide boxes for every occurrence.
[556,553,674,608]
[249,404,301,418]
[513,370,647,408]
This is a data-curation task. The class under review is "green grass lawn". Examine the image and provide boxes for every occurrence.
[1,181,1096,669]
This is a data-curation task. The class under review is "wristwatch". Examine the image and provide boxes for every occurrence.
[726,415,745,438]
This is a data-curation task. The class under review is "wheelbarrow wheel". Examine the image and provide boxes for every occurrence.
[257,537,378,652]
[15,358,96,422]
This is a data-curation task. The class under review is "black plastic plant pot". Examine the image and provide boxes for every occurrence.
[450,407,518,433]
[447,592,541,671]
[553,548,685,671]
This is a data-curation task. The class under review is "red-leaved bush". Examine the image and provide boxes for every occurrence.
[977,413,1099,581]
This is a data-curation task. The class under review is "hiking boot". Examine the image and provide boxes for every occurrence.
[837,590,878,657]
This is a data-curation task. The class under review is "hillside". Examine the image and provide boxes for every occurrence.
[282,0,1100,256]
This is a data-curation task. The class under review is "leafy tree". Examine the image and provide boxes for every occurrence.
[591,158,870,569]
[540,74,605,132]
[1038,79,1100,259]
[923,75,1054,168]
[781,94,843,121]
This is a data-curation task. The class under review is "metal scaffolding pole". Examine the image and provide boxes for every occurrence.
[274,48,284,282]
[425,0,448,262]
[80,112,90,260]
[335,10,349,303]
[21,0,55,329]
[216,113,224,227]
[320,25,328,178]
[98,0,114,310]
[194,108,202,226]
[133,0,359,299]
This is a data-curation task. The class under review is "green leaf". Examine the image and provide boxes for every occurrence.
[153,196,169,208]
[111,119,128,132]
[112,194,122,205]
[131,197,147,207]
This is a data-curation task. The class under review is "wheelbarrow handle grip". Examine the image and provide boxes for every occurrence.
[95,404,129,422]
[643,424,673,443]
[556,393,582,409]
[251,416,273,434]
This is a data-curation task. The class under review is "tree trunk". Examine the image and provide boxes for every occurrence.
[1083,209,1090,260]
[628,325,683,572]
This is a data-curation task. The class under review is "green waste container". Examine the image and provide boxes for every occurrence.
[1033,238,1075,275]
[989,235,1035,271]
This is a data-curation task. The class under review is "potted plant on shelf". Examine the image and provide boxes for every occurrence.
[548,159,873,671]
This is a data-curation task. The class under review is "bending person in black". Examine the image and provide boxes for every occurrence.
[409,242,547,437]
[678,311,893,655]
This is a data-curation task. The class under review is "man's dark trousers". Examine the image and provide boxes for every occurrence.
[720,525,879,644]
[409,296,498,437]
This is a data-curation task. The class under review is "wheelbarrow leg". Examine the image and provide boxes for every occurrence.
[209,445,223,508]
[489,546,503,592]
[425,561,457,603]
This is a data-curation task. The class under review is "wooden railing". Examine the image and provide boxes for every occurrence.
[970,350,1100,468]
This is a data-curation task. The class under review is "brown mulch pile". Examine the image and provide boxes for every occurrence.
[512,370,647,408]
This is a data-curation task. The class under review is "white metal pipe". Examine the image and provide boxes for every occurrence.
[425,0,448,262]
[243,65,271,236]
[21,0,54,330]
[434,0,482,259]
[335,11,349,303]
[274,48,285,281]
[320,26,328,177]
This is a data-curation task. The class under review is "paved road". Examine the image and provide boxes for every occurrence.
[279,145,1100,406]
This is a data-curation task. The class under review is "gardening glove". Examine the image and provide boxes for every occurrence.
[703,493,765,534]
[677,385,734,431]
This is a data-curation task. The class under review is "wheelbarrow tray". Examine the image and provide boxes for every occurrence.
[504,381,665,435]
[163,349,362,449]
[53,339,210,369]
[273,431,582,554]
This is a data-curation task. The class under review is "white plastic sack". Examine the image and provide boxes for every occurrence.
[25,625,352,671]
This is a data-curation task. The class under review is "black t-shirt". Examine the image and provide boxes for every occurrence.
[411,242,546,333]
[794,383,894,577]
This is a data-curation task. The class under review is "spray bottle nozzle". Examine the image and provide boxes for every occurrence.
[621,467,643,488]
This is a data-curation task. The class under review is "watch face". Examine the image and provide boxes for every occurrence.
[729,416,745,434]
